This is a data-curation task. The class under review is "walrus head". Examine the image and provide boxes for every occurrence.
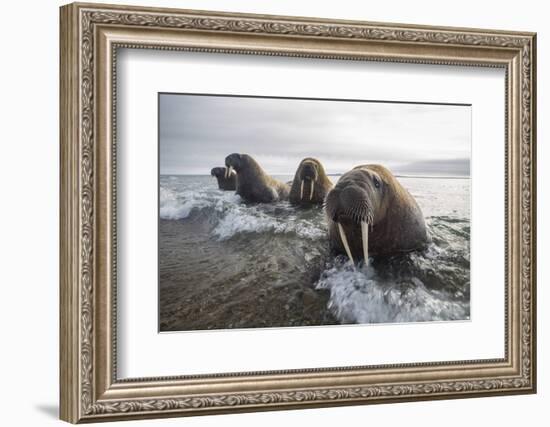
[210,167,227,178]
[289,158,333,206]
[224,153,245,179]
[325,165,390,264]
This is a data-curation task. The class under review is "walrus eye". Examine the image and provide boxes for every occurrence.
[373,177,380,189]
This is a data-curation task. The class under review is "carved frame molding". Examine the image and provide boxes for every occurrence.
[60,2,536,423]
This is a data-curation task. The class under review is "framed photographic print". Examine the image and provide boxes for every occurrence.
[59,2,537,423]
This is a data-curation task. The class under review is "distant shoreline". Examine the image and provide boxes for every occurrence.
[161,173,471,179]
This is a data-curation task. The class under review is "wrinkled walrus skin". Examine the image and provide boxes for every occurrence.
[324,164,429,262]
[289,158,333,206]
[210,167,237,191]
[225,153,290,203]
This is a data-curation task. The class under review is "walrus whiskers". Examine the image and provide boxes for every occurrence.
[361,221,369,264]
[300,180,304,200]
[310,180,315,200]
[337,222,354,264]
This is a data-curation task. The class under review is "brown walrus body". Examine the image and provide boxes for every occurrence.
[211,167,237,191]
[289,158,333,206]
[325,164,428,263]
[225,153,290,203]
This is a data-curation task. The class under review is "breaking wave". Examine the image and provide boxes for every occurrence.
[160,177,325,241]
[314,214,470,324]
[315,254,469,324]
[213,207,324,240]
[160,187,206,220]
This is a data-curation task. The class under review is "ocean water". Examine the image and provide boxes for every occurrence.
[159,174,470,331]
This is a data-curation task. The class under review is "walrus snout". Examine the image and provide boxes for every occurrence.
[326,186,374,224]
[300,163,317,181]
[297,162,318,201]
[326,185,373,265]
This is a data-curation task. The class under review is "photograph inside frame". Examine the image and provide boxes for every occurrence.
[158,93,471,332]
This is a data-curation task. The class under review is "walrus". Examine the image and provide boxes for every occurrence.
[225,153,290,203]
[289,158,333,206]
[324,164,429,264]
[210,167,236,191]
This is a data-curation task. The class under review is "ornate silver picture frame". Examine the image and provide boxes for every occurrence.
[60,2,536,423]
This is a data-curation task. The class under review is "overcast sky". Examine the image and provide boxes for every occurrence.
[159,94,471,177]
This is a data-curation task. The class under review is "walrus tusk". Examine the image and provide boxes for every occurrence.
[337,222,354,264]
[310,180,314,200]
[300,180,304,200]
[225,166,233,179]
[361,221,369,265]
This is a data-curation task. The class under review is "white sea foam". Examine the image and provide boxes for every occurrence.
[160,184,325,240]
[159,187,241,220]
[159,187,207,219]
[315,260,468,324]
[213,206,324,240]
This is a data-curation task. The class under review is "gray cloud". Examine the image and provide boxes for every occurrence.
[160,94,471,177]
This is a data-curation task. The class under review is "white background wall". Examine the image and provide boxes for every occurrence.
[0,0,545,425]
